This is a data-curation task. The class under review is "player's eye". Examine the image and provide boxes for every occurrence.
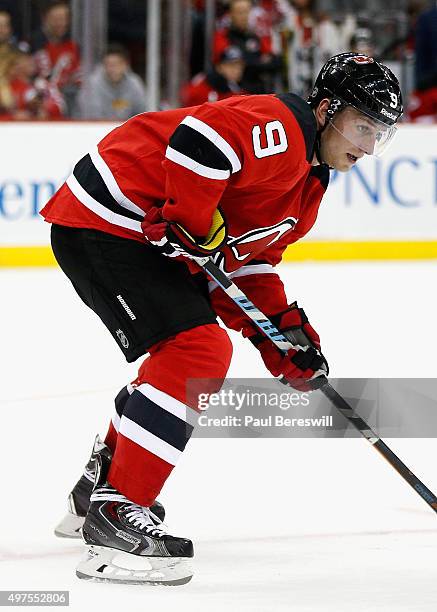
[356,124,371,135]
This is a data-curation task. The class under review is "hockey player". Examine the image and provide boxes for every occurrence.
[42,53,402,585]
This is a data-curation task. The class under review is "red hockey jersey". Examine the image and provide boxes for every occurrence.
[41,93,329,330]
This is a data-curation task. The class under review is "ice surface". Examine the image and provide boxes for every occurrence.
[1,262,436,611]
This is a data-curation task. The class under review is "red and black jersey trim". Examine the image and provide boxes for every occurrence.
[276,93,317,162]
[169,124,233,173]
[308,164,330,189]
[72,154,144,222]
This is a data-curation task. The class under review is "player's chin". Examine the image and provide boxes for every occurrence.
[333,153,359,172]
[333,158,354,172]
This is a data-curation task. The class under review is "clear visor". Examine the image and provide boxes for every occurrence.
[329,106,397,157]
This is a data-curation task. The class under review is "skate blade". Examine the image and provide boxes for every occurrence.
[76,546,193,586]
[54,512,84,539]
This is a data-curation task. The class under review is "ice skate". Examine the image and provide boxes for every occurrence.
[54,434,165,538]
[76,450,193,586]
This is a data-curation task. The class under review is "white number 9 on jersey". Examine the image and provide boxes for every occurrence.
[252,120,288,158]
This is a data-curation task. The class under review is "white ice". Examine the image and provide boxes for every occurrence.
[1,261,437,611]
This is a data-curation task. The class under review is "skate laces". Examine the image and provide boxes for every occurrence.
[90,487,126,503]
[91,487,167,537]
[124,504,167,537]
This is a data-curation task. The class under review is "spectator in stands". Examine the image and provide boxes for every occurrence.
[0,9,26,117]
[414,1,437,92]
[404,2,437,122]
[280,0,355,97]
[190,0,232,77]
[407,87,437,123]
[31,1,80,116]
[0,1,20,36]
[0,10,17,80]
[181,45,245,107]
[107,0,147,77]
[248,0,288,54]
[378,0,425,61]
[0,48,64,120]
[77,44,147,120]
[213,0,281,93]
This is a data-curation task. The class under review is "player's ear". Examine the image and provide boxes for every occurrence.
[314,98,330,129]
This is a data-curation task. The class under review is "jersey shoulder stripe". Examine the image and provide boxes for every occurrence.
[165,114,241,180]
[165,146,231,180]
[182,116,241,173]
[276,94,317,162]
[169,124,232,172]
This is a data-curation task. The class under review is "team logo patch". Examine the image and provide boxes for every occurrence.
[351,55,374,64]
[116,328,129,349]
[213,218,297,273]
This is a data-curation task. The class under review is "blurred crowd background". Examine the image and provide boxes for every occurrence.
[0,0,436,122]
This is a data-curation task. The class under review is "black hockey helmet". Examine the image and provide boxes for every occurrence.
[308,52,403,157]
[309,52,403,125]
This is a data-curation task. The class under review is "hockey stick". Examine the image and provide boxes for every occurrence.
[199,257,437,514]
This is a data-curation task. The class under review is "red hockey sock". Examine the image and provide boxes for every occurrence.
[108,324,232,506]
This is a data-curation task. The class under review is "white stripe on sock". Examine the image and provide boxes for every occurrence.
[136,383,190,422]
[119,415,181,466]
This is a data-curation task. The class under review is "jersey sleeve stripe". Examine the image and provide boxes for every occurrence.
[181,115,242,173]
[90,145,145,217]
[169,124,232,172]
[66,173,143,233]
[165,146,231,180]
[208,263,276,292]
